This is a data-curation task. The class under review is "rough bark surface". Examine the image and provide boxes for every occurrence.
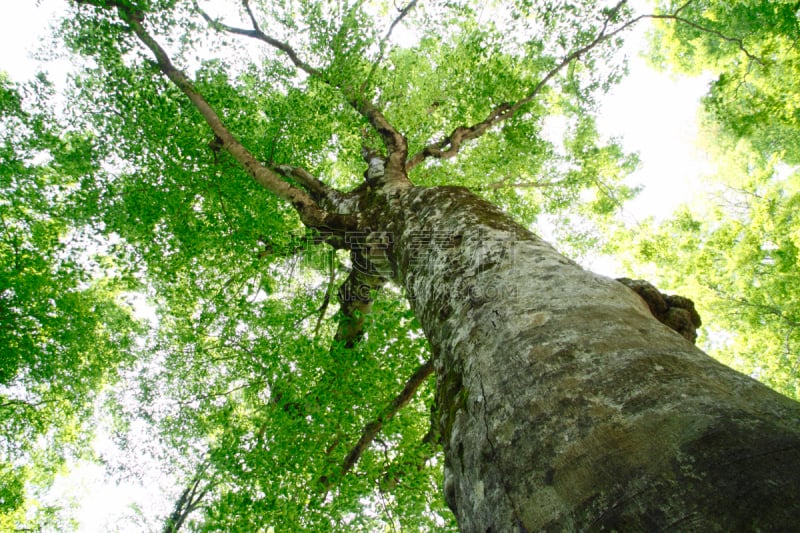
[374,185,800,532]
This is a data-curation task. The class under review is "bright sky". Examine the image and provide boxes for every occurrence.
[597,44,713,225]
[0,0,713,529]
[0,0,66,80]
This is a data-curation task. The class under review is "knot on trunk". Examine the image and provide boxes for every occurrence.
[617,278,702,343]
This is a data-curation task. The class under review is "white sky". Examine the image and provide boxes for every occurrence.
[0,0,713,529]
[598,46,713,225]
[0,0,66,80]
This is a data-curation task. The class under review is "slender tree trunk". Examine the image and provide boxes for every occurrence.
[375,185,800,531]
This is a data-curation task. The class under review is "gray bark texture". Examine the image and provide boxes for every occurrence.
[374,184,800,532]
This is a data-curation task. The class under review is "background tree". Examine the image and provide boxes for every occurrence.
[610,139,800,399]
[649,0,800,163]
[2,0,800,530]
[606,0,800,398]
[0,73,141,528]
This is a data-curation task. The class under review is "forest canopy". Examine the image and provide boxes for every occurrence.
[1,0,799,530]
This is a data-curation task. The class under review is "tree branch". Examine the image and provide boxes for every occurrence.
[405,0,761,171]
[177,379,269,407]
[360,0,419,94]
[313,250,338,338]
[192,0,326,79]
[0,397,58,414]
[406,103,515,171]
[353,99,409,173]
[275,165,361,214]
[91,2,359,233]
[333,253,386,348]
[336,359,434,481]
[163,462,217,533]
[648,12,763,65]
[480,175,563,191]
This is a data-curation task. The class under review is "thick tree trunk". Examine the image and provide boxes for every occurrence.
[377,185,800,531]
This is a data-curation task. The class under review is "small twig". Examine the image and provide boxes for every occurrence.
[176,379,268,407]
[193,0,326,80]
[480,175,562,191]
[375,476,399,533]
[649,12,763,65]
[360,0,419,94]
[313,250,338,338]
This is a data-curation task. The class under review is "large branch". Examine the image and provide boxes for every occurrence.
[353,99,408,173]
[90,2,358,233]
[193,0,408,171]
[405,103,515,171]
[275,165,361,214]
[406,0,633,171]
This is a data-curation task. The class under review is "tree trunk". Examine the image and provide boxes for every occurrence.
[376,185,800,531]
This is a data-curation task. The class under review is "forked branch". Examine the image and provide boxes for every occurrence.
[360,0,419,93]
[163,462,217,533]
[406,0,631,171]
[193,0,326,80]
[193,0,409,169]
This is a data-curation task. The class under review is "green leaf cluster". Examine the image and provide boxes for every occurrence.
[0,73,142,528]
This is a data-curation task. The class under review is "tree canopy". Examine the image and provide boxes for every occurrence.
[2,0,799,530]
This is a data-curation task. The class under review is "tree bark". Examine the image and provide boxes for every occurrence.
[374,184,800,531]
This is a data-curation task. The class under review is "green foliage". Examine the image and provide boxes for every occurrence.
[649,0,800,163]
[624,0,800,400]
[0,74,142,527]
